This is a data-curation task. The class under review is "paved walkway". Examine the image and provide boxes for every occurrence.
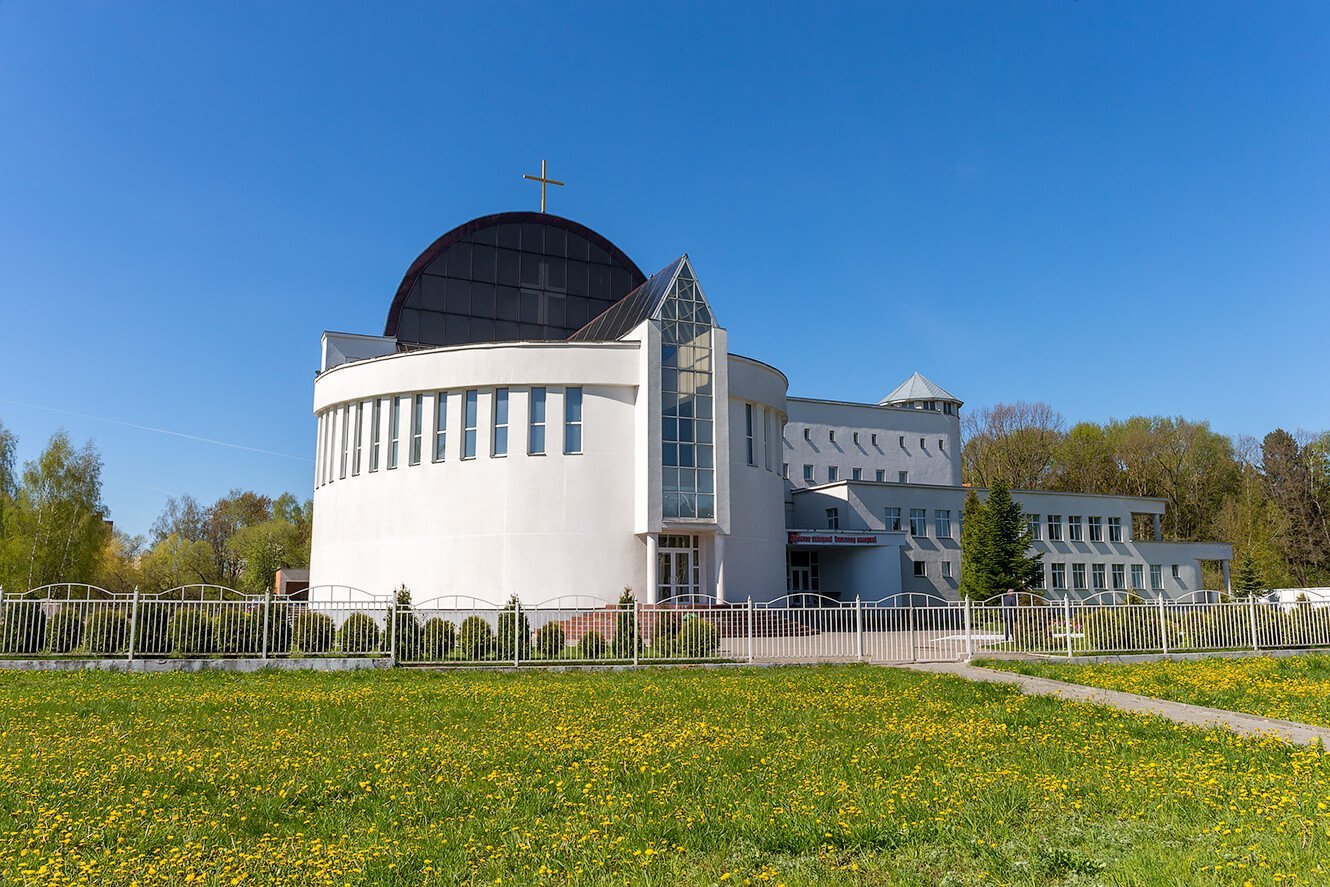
[908,661,1330,747]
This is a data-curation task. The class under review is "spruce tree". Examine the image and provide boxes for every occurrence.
[984,480,1044,594]
[1233,555,1265,598]
[959,490,992,600]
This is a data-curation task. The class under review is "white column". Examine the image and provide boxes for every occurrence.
[714,535,727,604]
[645,534,658,605]
[1222,559,1232,598]
[1152,514,1162,541]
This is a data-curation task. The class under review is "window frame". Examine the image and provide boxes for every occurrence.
[492,387,509,458]
[563,386,583,455]
[528,387,546,455]
[433,391,447,462]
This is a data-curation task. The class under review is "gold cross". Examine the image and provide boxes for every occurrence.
[522,159,564,213]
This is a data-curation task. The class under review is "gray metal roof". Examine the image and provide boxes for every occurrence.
[569,255,688,341]
[879,372,961,406]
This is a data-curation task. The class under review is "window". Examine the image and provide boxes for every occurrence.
[852,432,859,445]
[433,392,448,461]
[463,389,478,459]
[885,507,902,531]
[938,438,945,451]
[803,464,813,482]
[339,405,350,479]
[564,387,583,454]
[1033,563,1046,588]
[851,468,862,481]
[941,561,953,579]
[1051,563,1067,590]
[826,507,839,530]
[1027,514,1040,540]
[871,434,878,446]
[1068,515,1083,542]
[829,429,836,443]
[909,508,927,537]
[528,387,546,455]
[1112,564,1125,590]
[1172,564,1181,580]
[875,469,885,482]
[410,394,423,465]
[782,462,789,478]
[1047,515,1063,541]
[898,471,909,483]
[369,399,382,472]
[1072,563,1087,590]
[388,396,403,469]
[920,437,925,450]
[1088,516,1103,542]
[658,268,713,519]
[1108,517,1123,542]
[913,560,926,577]
[1150,564,1163,591]
[827,466,838,482]
[762,409,772,470]
[935,509,952,539]
[352,402,363,475]
[745,404,755,465]
[899,435,905,448]
[1131,564,1145,590]
[944,402,955,415]
[803,427,811,440]
[1092,564,1106,591]
[492,388,509,457]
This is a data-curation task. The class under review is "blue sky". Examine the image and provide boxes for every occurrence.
[1,1,1326,537]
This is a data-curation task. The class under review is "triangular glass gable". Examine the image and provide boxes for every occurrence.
[657,257,716,522]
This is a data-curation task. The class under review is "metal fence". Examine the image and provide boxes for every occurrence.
[1,585,1327,665]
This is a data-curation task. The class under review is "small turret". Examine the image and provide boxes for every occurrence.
[879,372,962,415]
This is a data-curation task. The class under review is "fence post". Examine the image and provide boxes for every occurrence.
[0,586,5,657]
[1157,595,1168,655]
[746,597,754,664]
[855,596,864,662]
[514,600,522,666]
[389,598,398,663]
[963,597,973,660]
[1063,595,1074,659]
[1248,595,1260,652]
[261,591,271,661]
[127,586,139,664]
[908,596,916,663]
[632,599,640,667]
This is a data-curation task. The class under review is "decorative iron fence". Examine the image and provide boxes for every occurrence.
[0,585,1325,665]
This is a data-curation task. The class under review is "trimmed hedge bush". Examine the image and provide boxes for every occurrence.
[534,622,566,659]
[1,603,46,654]
[86,610,129,655]
[134,602,174,655]
[167,608,216,656]
[47,608,84,654]
[292,611,335,654]
[458,616,495,660]
[576,629,606,660]
[338,612,382,654]
[216,608,260,655]
[419,618,456,660]
[673,618,720,658]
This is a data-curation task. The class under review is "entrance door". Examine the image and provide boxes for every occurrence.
[790,565,812,593]
[658,535,700,602]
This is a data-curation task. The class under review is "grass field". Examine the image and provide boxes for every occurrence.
[981,653,1330,729]
[2,666,1328,886]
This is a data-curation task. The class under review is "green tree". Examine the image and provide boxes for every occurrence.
[1232,555,1265,598]
[0,419,16,530]
[959,481,1042,600]
[139,533,215,591]
[226,518,305,596]
[958,490,992,600]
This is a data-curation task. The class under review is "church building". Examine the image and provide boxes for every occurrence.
[309,210,1231,605]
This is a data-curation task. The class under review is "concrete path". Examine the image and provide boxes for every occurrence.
[908,661,1330,747]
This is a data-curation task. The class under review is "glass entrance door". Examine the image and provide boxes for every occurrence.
[790,565,812,592]
[658,535,701,602]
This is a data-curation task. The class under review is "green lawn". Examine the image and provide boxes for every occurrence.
[1,665,1328,886]
[980,653,1330,729]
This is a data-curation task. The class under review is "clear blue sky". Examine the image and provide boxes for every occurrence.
[1,1,1326,538]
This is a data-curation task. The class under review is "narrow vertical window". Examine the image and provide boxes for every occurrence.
[409,394,423,465]
[433,392,447,461]
[935,509,951,538]
[388,397,402,469]
[826,508,839,530]
[314,414,324,486]
[369,399,382,472]
[339,404,350,479]
[528,387,546,455]
[564,387,583,454]
[492,388,509,457]
[352,402,363,476]
[325,410,337,483]
[463,390,478,459]
[745,403,755,466]
[763,409,772,471]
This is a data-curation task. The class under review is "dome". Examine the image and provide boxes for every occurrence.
[384,212,647,347]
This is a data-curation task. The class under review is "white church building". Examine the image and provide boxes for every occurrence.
[309,212,1231,605]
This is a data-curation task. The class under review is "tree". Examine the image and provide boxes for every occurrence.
[961,402,1066,490]
[959,481,1043,600]
[139,533,215,591]
[226,518,305,595]
[0,419,16,530]
[150,494,209,545]
[1232,555,1266,598]
[1261,429,1330,585]
[958,490,991,601]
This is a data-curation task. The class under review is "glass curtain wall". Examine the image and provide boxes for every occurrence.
[660,265,716,520]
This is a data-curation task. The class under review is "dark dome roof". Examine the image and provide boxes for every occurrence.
[384,212,647,347]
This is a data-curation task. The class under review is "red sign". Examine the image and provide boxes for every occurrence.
[788,531,881,546]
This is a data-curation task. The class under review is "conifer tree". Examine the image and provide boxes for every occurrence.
[959,481,1043,600]
[959,490,992,600]
[1233,555,1265,598]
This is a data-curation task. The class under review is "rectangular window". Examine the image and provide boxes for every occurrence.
[528,387,546,455]
[803,427,810,440]
[410,394,423,465]
[885,507,902,532]
[1047,515,1063,541]
[1172,564,1180,580]
[1131,564,1145,590]
[935,509,951,538]
[851,468,862,481]
[1108,516,1123,542]
[352,402,363,476]
[1033,562,1046,588]
[898,470,909,483]
[314,414,323,486]
[564,387,583,454]
[1051,563,1067,590]
[1068,515,1083,542]
[1072,563,1087,590]
[913,560,926,577]
[1092,563,1106,590]
[942,561,953,579]
[871,434,878,446]
[909,508,927,537]
[827,466,838,482]
[781,463,789,479]
[762,408,772,471]
[938,438,945,451]
[803,464,814,482]
[745,403,755,465]
[829,430,836,443]
[875,469,885,482]
[920,437,926,449]
[1111,564,1125,590]
[826,507,839,530]
[492,388,509,457]
[370,399,382,472]
[1027,514,1040,540]
[899,435,906,448]
[1088,516,1103,542]
[1150,564,1163,591]
[852,432,859,445]
[433,392,447,461]
[388,396,403,469]
[339,404,350,479]
[463,389,478,459]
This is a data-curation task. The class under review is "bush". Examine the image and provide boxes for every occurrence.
[1,602,46,654]
[534,622,567,659]
[1081,607,1160,653]
[167,608,216,656]
[649,611,683,657]
[576,629,606,660]
[266,601,293,655]
[292,611,335,654]
[609,589,639,658]
[419,618,456,660]
[496,596,531,661]
[673,618,720,658]
[86,610,129,655]
[46,608,85,654]
[338,612,382,654]
[134,602,174,656]
[458,616,495,660]
[216,607,260,655]
[388,612,421,660]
